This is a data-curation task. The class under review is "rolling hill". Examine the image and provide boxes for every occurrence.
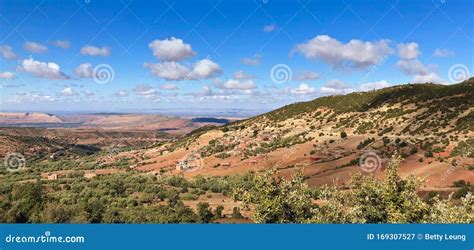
[133,79,474,189]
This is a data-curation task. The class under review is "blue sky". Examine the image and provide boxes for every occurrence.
[0,0,472,113]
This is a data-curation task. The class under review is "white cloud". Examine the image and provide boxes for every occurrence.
[22,58,70,80]
[60,87,77,96]
[160,83,178,90]
[0,71,15,79]
[216,79,257,90]
[190,58,222,79]
[395,43,442,84]
[0,45,18,59]
[148,37,195,61]
[433,48,454,57]
[294,71,320,81]
[397,42,420,60]
[359,80,390,91]
[293,35,393,69]
[144,61,190,81]
[320,79,352,95]
[145,38,216,81]
[396,59,430,75]
[80,45,111,56]
[242,54,262,66]
[289,83,316,95]
[145,59,222,81]
[24,41,48,53]
[133,84,158,96]
[233,70,255,80]
[187,85,215,97]
[263,24,277,33]
[115,90,129,97]
[324,79,350,89]
[52,40,71,49]
[412,72,442,83]
[7,91,56,103]
[74,63,93,78]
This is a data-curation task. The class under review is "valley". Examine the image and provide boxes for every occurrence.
[0,79,473,223]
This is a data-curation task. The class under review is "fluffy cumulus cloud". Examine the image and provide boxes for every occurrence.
[23,41,48,53]
[148,37,195,61]
[22,58,70,80]
[190,59,222,79]
[60,87,77,96]
[144,62,190,81]
[359,80,390,91]
[293,35,393,69]
[160,83,178,90]
[412,73,442,83]
[397,42,420,60]
[216,79,257,90]
[241,54,261,66]
[80,45,111,56]
[74,63,93,78]
[396,59,431,75]
[145,59,222,81]
[145,37,222,81]
[263,24,277,33]
[288,83,316,95]
[320,79,351,95]
[294,71,320,81]
[52,40,71,49]
[0,45,18,59]
[396,42,442,83]
[0,71,15,79]
[433,48,454,57]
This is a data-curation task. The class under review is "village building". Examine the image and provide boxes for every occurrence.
[176,161,189,171]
